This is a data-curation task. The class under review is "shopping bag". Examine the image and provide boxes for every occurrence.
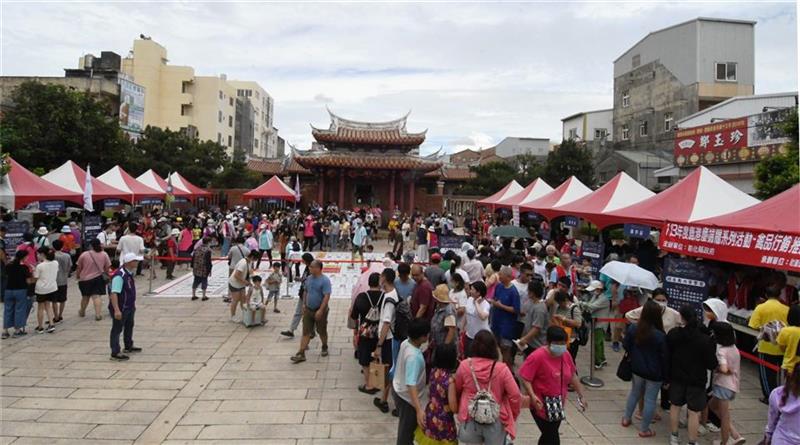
[368,362,388,390]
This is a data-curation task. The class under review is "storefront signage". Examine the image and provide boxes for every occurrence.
[624,223,651,239]
[3,220,30,256]
[104,199,121,207]
[563,216,579,227]
[82,215,103,250]
[660,222,800,273]
[581,241,605,280]
[39,200,65,213]
[663,257,710,316]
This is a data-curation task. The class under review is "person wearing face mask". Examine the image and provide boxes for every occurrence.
[626,288,682,333]
[582,280,610,369]
[519,326,587,445]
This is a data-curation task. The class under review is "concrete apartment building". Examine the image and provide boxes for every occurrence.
[121,37,275,157]
[612,18,755,155]
[561,108,613,152]
[450,136,550,167]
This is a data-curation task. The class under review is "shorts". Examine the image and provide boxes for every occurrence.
[669,382,707,412]
[498,338,514,350]
[229,284,246,294]
[54,285,67,303]
[192,276,208,290]
[356,337,378,367]
[266,290,279,302]
[711,385,736,401]
[302,306,329,338]
[35,291,58,303]
[79,276,107,297]
[352,245,363,254]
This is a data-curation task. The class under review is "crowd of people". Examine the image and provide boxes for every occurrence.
[1,203,799,445]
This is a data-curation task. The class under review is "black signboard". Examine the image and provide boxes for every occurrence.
[3,220,30,256]
[581,241,605,280]
[439,234,465,250]
[82,214,103,250]
[663,257,710,316]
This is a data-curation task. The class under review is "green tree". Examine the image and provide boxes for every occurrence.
[754,108,799,199]
[211,147,262,189]
[458,161,518,195]
[0,81,131,172]
[542,139,596,187]
[126,126,228,187]
[512,152,545,185]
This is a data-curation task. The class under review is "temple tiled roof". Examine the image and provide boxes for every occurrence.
[247,158,311,175]
[293,149,442,172]
[425,166,475,180]
[311,108,427,146]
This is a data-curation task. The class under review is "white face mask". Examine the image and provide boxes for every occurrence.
[655,300,668,309]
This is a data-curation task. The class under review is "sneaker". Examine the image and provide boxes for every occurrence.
[35,326,45,334]
[598,360,607,368]
[669,433,680,445]
[13,330,27,337]
[290,353,306,363]
[704,423,720,433]
[730,438,747,445]
[321,346,329,357]
[123,347,143,353]
[280,330,294,338]
[273,308,281,313]
[612,342,620,352]
[201,296,208,301]
[53,317,63,324]
[230,316,238,323]
[78,308,86,317]
[697,424,708,435]
[191,296,199,301]
[45,324,55,333]
[391,408,399,417]
[1,332,9,339]
[95,315,102,321]
[223,297,231,303]
[110,353,130,361]
[373,397,389,413]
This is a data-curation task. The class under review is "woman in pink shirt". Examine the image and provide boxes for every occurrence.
[303,216,314,251]
[178,225,194,257]
[519,326,588,445]
[454,330,521,444]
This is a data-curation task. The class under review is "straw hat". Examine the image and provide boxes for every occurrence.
[432,284,453,304]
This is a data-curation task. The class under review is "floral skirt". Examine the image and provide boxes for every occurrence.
[414,427,457,445]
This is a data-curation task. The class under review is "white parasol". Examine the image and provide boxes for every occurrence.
[599,261,660,290]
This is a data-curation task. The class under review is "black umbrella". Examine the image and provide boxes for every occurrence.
[491,225,532,239]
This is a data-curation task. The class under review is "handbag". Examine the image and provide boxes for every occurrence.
[616,352,633,382]
[89,251,110,284]
[544,358,566,422]
[368,362,388,390]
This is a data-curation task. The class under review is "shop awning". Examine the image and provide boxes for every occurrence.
[97,166,165,202]
[243,175,297,201]
[135,170,193,198]
[601,166,760,229]
[520,176,592,215]
[660,185,800,272]
[168,172,212,199]
[494,178,553,209]
[0,157,83,209]
[542,172,655,226]
[477,180,523,209]
[42,161,129,202]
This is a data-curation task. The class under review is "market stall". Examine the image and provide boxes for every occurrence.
[519,175,592,214]
[42,160,130,204]
[97,165,165,204]
[136,169,193,200]
[492,178,553,209]
[0,157,83,210]
[242,175,297,203]
[168,172,212,200]
[476,180,523,209]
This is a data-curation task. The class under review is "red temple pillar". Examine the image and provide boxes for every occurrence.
[409,179,415,214]
[389,171,396,213]
[338,170,345,209]
[399,175,406,213]
[317,170,325,204]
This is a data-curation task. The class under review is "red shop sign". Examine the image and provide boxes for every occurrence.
[673,118,748,166]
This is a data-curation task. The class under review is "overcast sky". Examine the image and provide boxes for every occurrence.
[2,1,797,154]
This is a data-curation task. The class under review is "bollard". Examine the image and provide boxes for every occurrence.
[144,250,156,296]
[281,263,293,300]
[580,317,605,388]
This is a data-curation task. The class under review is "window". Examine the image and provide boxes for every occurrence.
[715,62,737,81]
[632,54,641,69]
[255,91,260,99]
[664,112,674,132]
[229,97,233,107]
[255,139,259,147]
[228,135,232,147]
[568,128,578,140]
[658,176,671,184]
[622,91,630,108]
[181,104,189,116]
[639,120,648,137]
[218,90,223,100]
[594,128,607,139]
[217,133,221,144]
[622,125,630,140]
[181,81,190,94]
[229,116,233,127]
[218,110,223,123]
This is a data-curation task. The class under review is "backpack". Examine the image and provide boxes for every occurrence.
[358,292,384,339]
[756,319,785,347]
[571,305,590,347]
[386,296,412,341]
[467,359,500,425]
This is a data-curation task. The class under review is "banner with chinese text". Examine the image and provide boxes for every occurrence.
[663,257,710,316]
[660,222,800,272]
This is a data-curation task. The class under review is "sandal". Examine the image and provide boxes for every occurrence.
[638,430,656,438]
[358,385,380,395]
[621,418,632,428]
[373,397,389,413]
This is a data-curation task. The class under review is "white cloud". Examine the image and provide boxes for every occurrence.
[1,2,796,154]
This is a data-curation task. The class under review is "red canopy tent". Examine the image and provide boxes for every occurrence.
[540,172,655,226]
[97,166,165,203]
[660,184,800,272]
[477,180,523,209]
[136,170,193,199]
[41,160,129,202]
[600,166,760,229]
[520,176,592,216]
[169,172,212,199]
[243,175,297,202]
[0,158,83,209]
[494,178,553,209]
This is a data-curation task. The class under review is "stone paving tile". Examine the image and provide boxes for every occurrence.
[163,441,295,445]
[216,399,320,411]
[86,424,147,440]
[37,410,158,425]
[117,400,170,412]
[69,388,178,400]
[179,411,304,425]
[197,424,330,440]
[36,378,139,389]
[2,421,95,438]
[10,397,126,411]
[0,408,47,421]
[9,439,132,445]
[166,425,203,440]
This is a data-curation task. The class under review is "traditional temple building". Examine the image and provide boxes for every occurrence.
[247,109,476,214]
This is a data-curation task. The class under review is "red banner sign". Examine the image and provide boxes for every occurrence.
[660,222,800,272]
[674,118,748,166]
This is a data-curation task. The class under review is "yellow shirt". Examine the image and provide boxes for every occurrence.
[777,325,800,372]
[748,299,789,356]
[388,220,399,231]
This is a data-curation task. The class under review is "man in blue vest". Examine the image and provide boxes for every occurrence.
[109,252,143,361]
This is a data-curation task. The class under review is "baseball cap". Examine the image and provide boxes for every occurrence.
[121,252,144,263]
[585,280,604,292]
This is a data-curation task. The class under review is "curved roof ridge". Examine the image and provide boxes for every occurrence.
[325,107,411,131]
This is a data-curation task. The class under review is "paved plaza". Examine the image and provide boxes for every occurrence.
[1,258,770,445]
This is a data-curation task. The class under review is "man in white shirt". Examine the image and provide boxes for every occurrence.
[373,268,399,415]
[97,223,118,248]
[461,249,484,284]
[117,222,145,275]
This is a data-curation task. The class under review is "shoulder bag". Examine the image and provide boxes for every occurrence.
[544,358,567,422]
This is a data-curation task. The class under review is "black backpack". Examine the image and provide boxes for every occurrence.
[386,296,412,341]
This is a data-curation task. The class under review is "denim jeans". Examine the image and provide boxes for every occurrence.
[3,289,28,330]
[109,308,136,355]
[221,238,232,257]
[289,297,303,332]
[624,373,662,432]
[328,234,339,251]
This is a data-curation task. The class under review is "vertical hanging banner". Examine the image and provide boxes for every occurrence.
[511,205,520,226]
[82,215,103,250]
[580,241,605,279]
[663,257,710,315]
[3,220,30,256]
